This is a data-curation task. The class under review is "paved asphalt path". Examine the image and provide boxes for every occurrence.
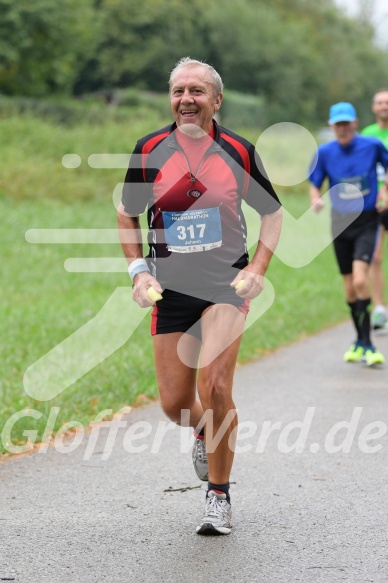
[1,322,388,583]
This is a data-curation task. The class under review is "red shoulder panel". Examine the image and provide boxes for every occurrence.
[141,131,170,182]
[220,133,251,196]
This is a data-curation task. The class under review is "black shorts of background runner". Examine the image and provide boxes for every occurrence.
[332,210,379,275]
[379,209,388,230]
[151,288,249,338]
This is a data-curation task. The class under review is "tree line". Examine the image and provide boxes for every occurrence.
[1,0,387,125]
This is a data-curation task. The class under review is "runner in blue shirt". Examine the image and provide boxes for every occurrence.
[308,102,388,366]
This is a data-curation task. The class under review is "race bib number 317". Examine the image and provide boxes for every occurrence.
[162,207,222,253]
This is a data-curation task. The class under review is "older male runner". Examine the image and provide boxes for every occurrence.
[118,57,282,534]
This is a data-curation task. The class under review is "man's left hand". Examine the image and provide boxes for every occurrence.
[231,271,265,299]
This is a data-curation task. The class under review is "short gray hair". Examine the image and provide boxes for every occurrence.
[169,57,224,97]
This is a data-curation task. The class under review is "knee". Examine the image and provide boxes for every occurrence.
[159,395,193,425]
[160,401,183,424]
[198,375,231,415]
[353,274,368,296]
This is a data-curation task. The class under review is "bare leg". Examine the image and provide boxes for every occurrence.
[153,332,203,428]
[197,304,245,484]
[343,260,370,302]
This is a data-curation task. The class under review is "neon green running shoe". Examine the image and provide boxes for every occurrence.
[364,346,385,366]
[344,342,364,362]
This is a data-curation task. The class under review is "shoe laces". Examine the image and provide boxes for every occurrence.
[195,438,207,463]
[204,494,228,517]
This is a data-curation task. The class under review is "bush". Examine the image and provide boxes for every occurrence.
[220,90,268,131]
[0,94,136,126]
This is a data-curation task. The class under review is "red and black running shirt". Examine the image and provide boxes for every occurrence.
[122,120,281,294]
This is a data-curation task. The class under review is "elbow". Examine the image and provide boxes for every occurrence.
[273,206,283,225]
[117,202,137,227]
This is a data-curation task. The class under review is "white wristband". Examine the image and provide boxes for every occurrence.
[128,258,150,281]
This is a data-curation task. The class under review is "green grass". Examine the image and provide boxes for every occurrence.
[0,111,171,203]
[1,109,385,455]
[1,197,152,451]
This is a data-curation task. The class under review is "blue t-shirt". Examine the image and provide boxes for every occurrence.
[308,135,388,213]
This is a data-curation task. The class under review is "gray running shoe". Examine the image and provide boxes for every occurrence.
[192,436,208,481]
[372,311,388,330]
[196,490,232,535]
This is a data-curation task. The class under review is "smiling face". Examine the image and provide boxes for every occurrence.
[372,91,388,127]
[170,65,222,134]
[331,120,358,146]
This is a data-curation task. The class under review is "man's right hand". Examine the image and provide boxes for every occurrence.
[311,198,325,213]
[132,272,163,308]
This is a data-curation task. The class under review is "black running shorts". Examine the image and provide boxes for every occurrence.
[151,288,250,337]
[331,210,379,275]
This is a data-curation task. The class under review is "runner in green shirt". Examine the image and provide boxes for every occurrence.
[361,89,388,329]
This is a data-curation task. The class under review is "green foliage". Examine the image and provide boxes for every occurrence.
[220,90,267,130]
[205,0,388,125]
[0,0,99,96]
[1,0,388,125]
[89,0,210,91]
[115,88,171,119]
[304,2,388,122]
[0,93,168,128]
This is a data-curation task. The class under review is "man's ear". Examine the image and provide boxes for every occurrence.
[214,93,223,111]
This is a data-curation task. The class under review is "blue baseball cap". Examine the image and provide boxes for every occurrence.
[328,102,357,124]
